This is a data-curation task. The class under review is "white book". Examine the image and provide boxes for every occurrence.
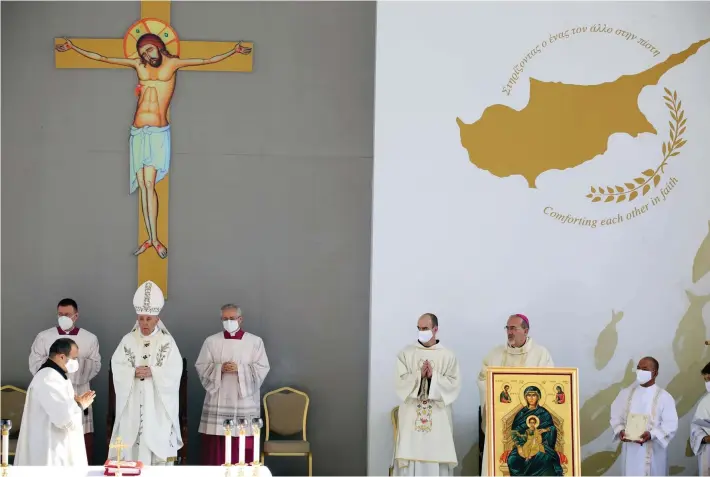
[625,413,649,441]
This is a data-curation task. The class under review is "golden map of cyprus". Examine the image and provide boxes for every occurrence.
[456,38,709,188]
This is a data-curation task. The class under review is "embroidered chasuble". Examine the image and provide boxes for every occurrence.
[393,341,461,476]
[14,361,88,466]
[196,329,270,465]
[109,324,183,465]
[690,393,710,475]
[29,326,101,434]
[478,338,553,476]
[610,384,678,476]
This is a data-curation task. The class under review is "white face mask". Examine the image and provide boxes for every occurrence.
[418,330,433,343]
[636,369,652,384]
[705,381,710,393]
[66,358,79,374]
[58,315,74,331]
[223,320,239,333]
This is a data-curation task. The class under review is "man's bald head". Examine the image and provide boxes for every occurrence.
[417,313,439,346]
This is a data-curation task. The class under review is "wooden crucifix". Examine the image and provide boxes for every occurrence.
[54,0,253,297]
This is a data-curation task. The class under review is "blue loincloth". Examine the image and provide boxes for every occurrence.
[129,125,171,194]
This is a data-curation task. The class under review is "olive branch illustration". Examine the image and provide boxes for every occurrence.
[586,88,687,203]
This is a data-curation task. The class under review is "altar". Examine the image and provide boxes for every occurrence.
[1,467,272,477]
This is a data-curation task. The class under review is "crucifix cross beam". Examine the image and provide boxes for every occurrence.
[55,0,253,298]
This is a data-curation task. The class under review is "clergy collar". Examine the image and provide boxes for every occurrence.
[506,337,533,355]
[417,339,440,349]
[39,358,68,380]
[56,325,80,336]
[224,329,246,340]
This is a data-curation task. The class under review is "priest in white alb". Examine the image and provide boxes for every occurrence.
[393,313,461,476]
[14,337,96,466]
[108,281,183,465]
[477,313,554,476]
[196,304,271,465]
[28,297,101,462]
[610,356,678,476]
[690,362,710,475]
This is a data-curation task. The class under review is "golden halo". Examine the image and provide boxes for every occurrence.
[123,18,180,59]
[518,383,546,407]
[526,415,540,426]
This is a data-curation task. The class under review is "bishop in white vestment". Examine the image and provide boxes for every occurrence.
[196,304,271,465]
[689,362,710,476]
[478,314,554,476]
[108,281,183,465]
[15,338,96,466]
[28,297,101,461]
[610,357,678,476]
[393,313,461,476]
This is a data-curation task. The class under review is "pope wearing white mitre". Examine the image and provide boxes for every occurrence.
[393,313,461,476]
[477,314,554,476]
[108,280,183,465]
[14,337,96,466]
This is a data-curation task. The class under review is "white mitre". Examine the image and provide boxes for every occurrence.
[133,280,164,316]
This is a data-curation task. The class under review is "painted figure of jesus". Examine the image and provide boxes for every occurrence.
[55,34,251,259]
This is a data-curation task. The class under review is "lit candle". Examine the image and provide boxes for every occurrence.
[224,419,235,466]
[1,420,12,467]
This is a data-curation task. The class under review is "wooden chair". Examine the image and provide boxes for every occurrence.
[0,385,27,464]
[107,358,188,464]
[388,406,399,476]
[262,387,311,476]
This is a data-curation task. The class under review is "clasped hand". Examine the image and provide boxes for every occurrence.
[222,361,238,373]
[420,360,433,378]
[620,430,651,445]
[135,366,152,379]
[75,390,96,409]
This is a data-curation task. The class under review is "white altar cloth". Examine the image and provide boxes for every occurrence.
[2,466,272,477]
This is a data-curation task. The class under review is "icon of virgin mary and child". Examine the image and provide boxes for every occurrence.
[507,386,564,476]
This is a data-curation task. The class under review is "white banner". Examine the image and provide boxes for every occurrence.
[369,2,710,475]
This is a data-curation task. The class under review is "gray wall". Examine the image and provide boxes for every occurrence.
[1,1,374,474]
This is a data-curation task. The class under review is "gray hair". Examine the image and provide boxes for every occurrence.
[220,304,242,316]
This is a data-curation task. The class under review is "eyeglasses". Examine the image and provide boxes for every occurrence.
[504,326,523,331]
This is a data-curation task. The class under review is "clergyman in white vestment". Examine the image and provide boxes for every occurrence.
[690,362,710,476]
[14,337,96,466]
[28,297,101,461]
[610,356,678,476]
[478,314,554,476]
[196,304,271,465]
[393,313,461,476]
[108,280,183,465]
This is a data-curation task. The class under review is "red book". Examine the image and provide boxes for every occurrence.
[103,459,144,475]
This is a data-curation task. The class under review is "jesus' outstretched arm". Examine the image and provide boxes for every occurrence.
[55,38,139,68]
[175,42,252,68]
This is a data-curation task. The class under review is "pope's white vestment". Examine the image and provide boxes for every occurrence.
[690,392,710,475]
[477,337,553,476]
[610,383,678,476]
[393,341,461,476]
[14,361,88,466]
[108,323,183,465]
